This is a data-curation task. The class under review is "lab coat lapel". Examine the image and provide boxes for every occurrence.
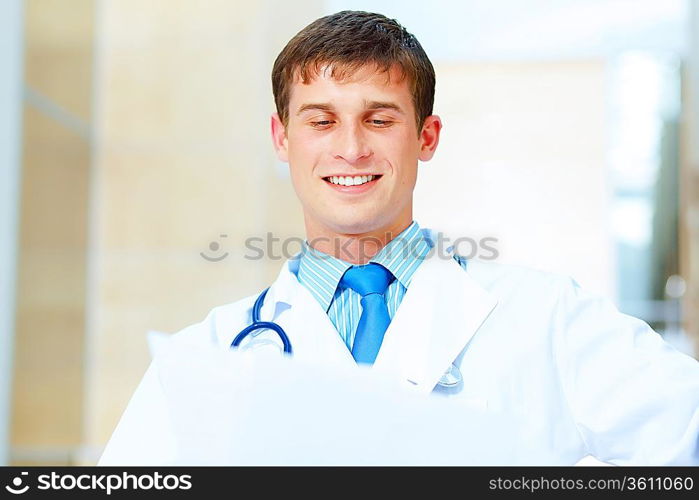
[265,258,356,368]
[373,254,498,393]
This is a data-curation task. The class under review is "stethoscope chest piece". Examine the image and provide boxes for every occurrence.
[437,363,462,388]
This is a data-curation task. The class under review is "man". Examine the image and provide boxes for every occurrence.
[99,10,699,465]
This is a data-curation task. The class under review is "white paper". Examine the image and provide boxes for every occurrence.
[152,341,555,465]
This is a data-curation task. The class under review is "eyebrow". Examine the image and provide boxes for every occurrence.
[296,103,334,115]
[365,101,405,114]
[295,101,405,116]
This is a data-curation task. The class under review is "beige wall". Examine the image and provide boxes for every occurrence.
[11,0,94,465]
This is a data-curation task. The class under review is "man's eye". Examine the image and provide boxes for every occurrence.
[369,119,393,127]
[310,120,334,128]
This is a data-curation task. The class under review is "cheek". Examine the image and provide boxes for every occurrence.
[287,133,324,168]
[387,137,420,182]
[287,147,321,197]
[288,162,312,198]
[398,168,418,192]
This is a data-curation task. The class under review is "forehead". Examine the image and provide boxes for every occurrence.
[288,63,412,109]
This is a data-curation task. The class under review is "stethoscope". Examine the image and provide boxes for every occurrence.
[230,287,292,354]
[230,286,462,389]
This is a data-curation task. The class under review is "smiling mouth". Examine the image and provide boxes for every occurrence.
[322,174,382,186]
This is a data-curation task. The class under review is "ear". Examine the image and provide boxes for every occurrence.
[270,112,289,162]
[417,115,442,162]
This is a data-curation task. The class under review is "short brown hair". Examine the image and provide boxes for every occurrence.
[272,10,435,133]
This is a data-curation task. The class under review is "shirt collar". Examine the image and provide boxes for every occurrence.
[296,221,430,312]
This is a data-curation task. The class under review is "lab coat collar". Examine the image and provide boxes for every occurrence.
[262,253,301,314]
[231,229,499,392]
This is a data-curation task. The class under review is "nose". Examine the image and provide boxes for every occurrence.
[333,123,372,164]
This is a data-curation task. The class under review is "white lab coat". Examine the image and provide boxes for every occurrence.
[99,229,699,465]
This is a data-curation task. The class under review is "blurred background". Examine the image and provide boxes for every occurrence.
[1,0,698,465]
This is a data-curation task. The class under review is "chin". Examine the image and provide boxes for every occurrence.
[326,214,391,236]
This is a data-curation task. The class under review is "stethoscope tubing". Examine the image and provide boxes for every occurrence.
[230,287,293,354]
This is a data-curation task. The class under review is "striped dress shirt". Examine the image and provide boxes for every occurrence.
[296,221,468,351]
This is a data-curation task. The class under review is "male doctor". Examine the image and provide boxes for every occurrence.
[99,10,699,465]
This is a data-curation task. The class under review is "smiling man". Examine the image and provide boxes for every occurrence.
[100,11,699,465]
[271,60,440,260]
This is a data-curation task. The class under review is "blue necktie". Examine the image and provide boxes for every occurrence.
[340,263,395,364]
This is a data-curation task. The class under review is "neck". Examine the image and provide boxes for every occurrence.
[304,214,413,265]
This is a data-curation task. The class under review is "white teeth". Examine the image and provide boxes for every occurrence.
[327,175,377,186]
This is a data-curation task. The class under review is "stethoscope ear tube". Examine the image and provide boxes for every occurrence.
[251,287,270,323]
